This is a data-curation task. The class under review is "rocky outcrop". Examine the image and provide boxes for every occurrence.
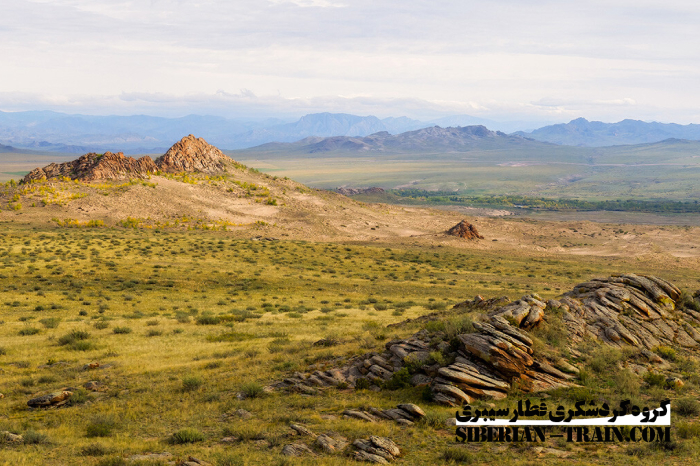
[273,301,574,407]
[273,273,696,407]
[353,436,401,463]
[21,135,236,183]
[27,390,72,408]
[336,187,385,196]
[342,403,426,426]
[22,152,157,183]
[446,220,484,240]
[557,273,698,349]
[155,135,231,174]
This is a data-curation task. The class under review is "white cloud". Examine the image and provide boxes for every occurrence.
[0,0,699,123]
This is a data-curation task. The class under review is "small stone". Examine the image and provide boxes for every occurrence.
[395,419,414,426]
[1,431,23,443]
[315,433,348,453]
[220,436,238,443]
[234,408,253,419]
[667,377,684,388]
[83,362,100,370]
[127,452,173,462]
[396,403,425,419]
[84,381,106,392]
[27,390,73,408]
[445,418,457,426]
[180,457,212,466]
[290,423,316,438]
[354,450,389,464]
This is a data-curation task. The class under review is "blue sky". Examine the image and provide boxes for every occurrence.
[1,0,699,123]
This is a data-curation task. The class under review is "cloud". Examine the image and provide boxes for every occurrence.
[1,1,699,123]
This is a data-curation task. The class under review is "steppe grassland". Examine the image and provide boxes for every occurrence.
[0,224,699,465]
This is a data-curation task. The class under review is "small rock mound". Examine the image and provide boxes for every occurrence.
[22,152,157,183]
[446,220,484,240]
[27,390,73,408]
[155,135,231,174]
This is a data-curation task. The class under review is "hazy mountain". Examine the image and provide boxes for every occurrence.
[245,125,546,154]
[516,118,700,147]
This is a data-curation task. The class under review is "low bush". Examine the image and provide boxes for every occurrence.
[170,428,204,444]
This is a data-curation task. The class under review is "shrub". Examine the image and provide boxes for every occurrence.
[589,347,623,373]
[181,375,204,392]
[68,388,90,406]
[86,415,116,437]
[653,345,677,361]
[23,429,49,445]
[19,327,40,336]
[240,382,265,399]
[0,347,5,356]
[419,412,444,429]
[197,316,221,325]
[40,317,61,329]
[355,378,371,390]
[676,398,700,417]
[441,447,476,463]
[58,330,90,346]
[383,367,412,390]
[170,428,204,444]
[643,372,666,387]
[81,443,109,456]
[112,326,132,334]
[94,321,109,330]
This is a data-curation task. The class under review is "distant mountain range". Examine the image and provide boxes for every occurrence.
[0,110,547,153]
[515,118,700,147]
[249,125,541,154]
[1,110,699,153]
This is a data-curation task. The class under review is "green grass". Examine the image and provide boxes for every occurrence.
[0,224,697,464]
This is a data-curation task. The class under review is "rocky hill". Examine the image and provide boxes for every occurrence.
[21,135,235,183]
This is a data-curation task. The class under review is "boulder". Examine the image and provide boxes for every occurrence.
[281,443,316,457]
[446,220,484,240]
[27,391,72,408]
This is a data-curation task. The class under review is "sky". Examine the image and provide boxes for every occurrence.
[1,0,699,124]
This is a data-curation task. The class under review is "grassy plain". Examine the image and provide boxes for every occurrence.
[232,139,700,201]
[0,223,699,465]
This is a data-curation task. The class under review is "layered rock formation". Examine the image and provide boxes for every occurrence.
[21,135,235,183]
[556,273,699,349]
[22,152,157,183]
[274,273,696,407]
[446,220,484,240]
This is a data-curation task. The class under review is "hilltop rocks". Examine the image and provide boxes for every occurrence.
[446,220,484,240]
[22,152,157,183]
[155,135,231,174]
[21,135,236,183]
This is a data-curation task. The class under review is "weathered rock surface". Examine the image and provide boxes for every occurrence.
[155,135,231,174]
[22,152,157,183]
[446,220,484,240]
[27,390,72,408]
[342,403,426,425]
[281,443,317,457]
[315,432,349,453]
[21,135,236,183]
[353,436,401,463]
[274,273,696,408]
[560,274,696,349]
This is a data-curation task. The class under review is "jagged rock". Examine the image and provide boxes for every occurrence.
[22,152,157,183]
[27,390,72,408]
[353,436,401,463]
[156,135,232,174]
[396,403,425,419]
[282,443,316,457]
[446,220,484,240]
[343,410,378,423]
[354,450,389,464]
[290,424,317,438]
[315,433,348,453]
